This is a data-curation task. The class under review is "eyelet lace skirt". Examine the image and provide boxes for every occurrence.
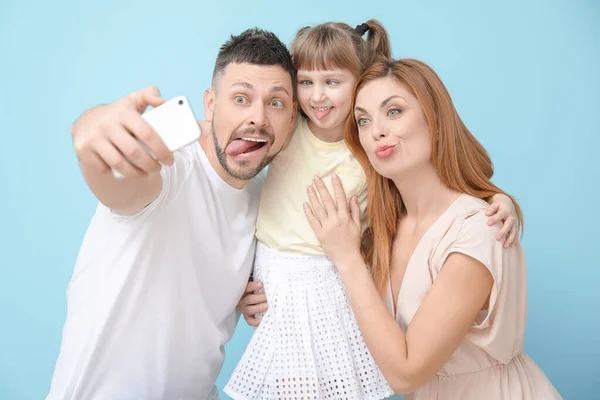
[224,242,393,400]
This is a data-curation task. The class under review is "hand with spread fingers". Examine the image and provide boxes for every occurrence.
[303,175,363,270]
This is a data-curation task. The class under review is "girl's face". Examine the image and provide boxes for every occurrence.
[297,68,357,133]
[353,77,432,180]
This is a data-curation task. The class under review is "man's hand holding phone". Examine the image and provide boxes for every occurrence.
[70,86,201,214]
[71,86,174,179]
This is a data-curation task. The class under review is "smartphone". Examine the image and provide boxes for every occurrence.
[112,95,201,179]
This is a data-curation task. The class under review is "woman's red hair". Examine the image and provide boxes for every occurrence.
[345,58,524,292]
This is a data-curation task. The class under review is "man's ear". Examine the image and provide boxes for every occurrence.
[204,88,216,122]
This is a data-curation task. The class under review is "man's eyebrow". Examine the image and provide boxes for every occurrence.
[231,81,253,90]
[230,81,290,97]
[270,85,290,97]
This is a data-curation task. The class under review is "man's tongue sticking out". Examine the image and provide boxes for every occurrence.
[226,139,261,157]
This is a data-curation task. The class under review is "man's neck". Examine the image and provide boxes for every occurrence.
[198,121,248,189]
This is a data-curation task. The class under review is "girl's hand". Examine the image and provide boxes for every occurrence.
[304,175,362,268]
[239,280,267,327]
[486,194,519,248]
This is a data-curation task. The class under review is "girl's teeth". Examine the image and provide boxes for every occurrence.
[313,106,333,121]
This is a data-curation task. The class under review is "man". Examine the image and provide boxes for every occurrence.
[47,28,297,399]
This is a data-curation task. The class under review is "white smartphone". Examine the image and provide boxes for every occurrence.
[112,95,201,179]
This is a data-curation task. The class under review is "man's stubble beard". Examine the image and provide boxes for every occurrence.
[211,122,279,181]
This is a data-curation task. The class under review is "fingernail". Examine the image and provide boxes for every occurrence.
[332,174,338,180]
[307,186,313,193]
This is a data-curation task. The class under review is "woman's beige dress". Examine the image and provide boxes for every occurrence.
[386,194,562,399]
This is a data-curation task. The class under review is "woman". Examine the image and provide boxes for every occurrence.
[304,58,561,399]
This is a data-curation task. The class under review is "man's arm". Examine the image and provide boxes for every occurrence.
[71,86,174,215]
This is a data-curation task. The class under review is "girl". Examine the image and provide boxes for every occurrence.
[226,22,519,399]
[304,58,561,399]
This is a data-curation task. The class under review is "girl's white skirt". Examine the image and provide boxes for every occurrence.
[224,242,393,400]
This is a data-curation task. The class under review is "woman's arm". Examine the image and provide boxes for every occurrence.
[304,176,493,393]
[334,252,492,393]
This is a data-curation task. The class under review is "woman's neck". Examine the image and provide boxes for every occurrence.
[392,164,460,222]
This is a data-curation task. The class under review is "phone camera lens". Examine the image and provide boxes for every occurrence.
[178,99,184,105]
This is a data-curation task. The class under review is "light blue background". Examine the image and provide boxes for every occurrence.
[1,0,598,399]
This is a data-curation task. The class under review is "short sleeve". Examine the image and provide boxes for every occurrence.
[106,142,197,224]
[436,207,527,362]
[442,208,505,330]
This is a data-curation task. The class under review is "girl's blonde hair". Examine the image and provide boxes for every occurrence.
[291,19,391,77]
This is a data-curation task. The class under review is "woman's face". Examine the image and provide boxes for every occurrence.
[353,77,432,179]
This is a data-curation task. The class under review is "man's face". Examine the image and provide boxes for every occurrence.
[204,62,297,180]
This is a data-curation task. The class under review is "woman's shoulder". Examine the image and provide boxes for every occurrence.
[445,194,501,247]
[455,194,493,228]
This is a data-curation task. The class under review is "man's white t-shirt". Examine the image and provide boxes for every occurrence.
[47,141,263,400]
